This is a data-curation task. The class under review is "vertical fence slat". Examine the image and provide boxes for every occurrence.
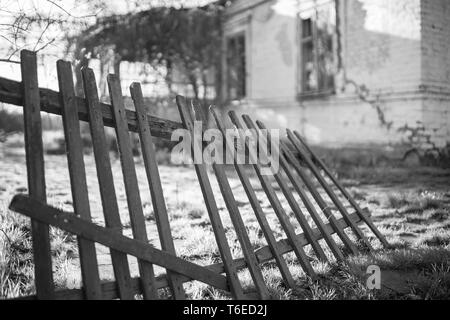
[81,68,134,300]
[56,60,103,299]
[228,111,316,278]
[175,96,245,300]
[292,130,390,248]
[191,103,270,300]
[286,129,373,250]
[130,83,187,299]
[242,115,328,262]
[210,108,297,289]
[107,75,159,299]
[20,50,54,299]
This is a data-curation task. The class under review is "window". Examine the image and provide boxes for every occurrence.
[300,1,336,95]
[226,34,246,100]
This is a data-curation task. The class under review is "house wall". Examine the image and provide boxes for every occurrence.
[223,0,450,150]
[420,0,450,149]
[224,0,299,108]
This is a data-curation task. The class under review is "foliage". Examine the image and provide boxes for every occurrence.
[74,4,224,100]
[0,110,24,137]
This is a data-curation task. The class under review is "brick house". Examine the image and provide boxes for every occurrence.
[222,0,450,153]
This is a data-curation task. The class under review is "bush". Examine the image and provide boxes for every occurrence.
[0,110,23,134]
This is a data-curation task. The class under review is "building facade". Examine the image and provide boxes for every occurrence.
[222,0,450,152]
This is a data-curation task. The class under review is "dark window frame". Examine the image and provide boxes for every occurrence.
[226,32,246,100]
[299,3,337,99]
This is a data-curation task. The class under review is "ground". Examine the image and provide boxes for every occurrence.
[1,133,450,300]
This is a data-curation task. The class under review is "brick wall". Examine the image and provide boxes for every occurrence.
[420,0,450,149]
[223,0,450,150]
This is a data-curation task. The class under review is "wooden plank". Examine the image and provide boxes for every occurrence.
[192,103,270,300]
[14,210,368,301]
[228,111,316,278]
[0,76,181,140]
[9,195,229,291]
[130,83,186,300]
[56,60,102,299]
[107,75,159,300]
[175,96,245,300]
[275,134,359,256]
[210,107,296,289]
[242,115,328,262]
[292,130,390,248]
[286,129,373,250]
[254,120,344,261]
[20,50,54,299]
[81,67,134,300]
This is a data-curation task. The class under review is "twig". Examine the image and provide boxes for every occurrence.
[0,58,20,64]
[45,0,102,19]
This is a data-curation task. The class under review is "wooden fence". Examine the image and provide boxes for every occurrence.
[1,50,389,300]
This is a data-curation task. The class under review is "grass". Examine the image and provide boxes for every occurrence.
[1,142,450,300]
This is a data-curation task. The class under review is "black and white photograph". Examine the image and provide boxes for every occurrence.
[0,0,449,308]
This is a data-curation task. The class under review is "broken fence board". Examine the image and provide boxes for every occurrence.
[9,195,229,292]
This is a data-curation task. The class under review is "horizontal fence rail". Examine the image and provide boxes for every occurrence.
[0,76,303,157]
[11,195,370,300]
[0,76,181,141]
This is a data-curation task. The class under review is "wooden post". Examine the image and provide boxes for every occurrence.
[57,60,102,299]
[20,50,54,299]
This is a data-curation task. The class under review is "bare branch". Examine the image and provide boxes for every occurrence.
[0,58,20,64]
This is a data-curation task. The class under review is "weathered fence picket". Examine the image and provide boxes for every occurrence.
[20,50,54,299]
[130,83,187,299]
[57,60,103,299]
[108,74,159,299]
[82,68,134,300]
